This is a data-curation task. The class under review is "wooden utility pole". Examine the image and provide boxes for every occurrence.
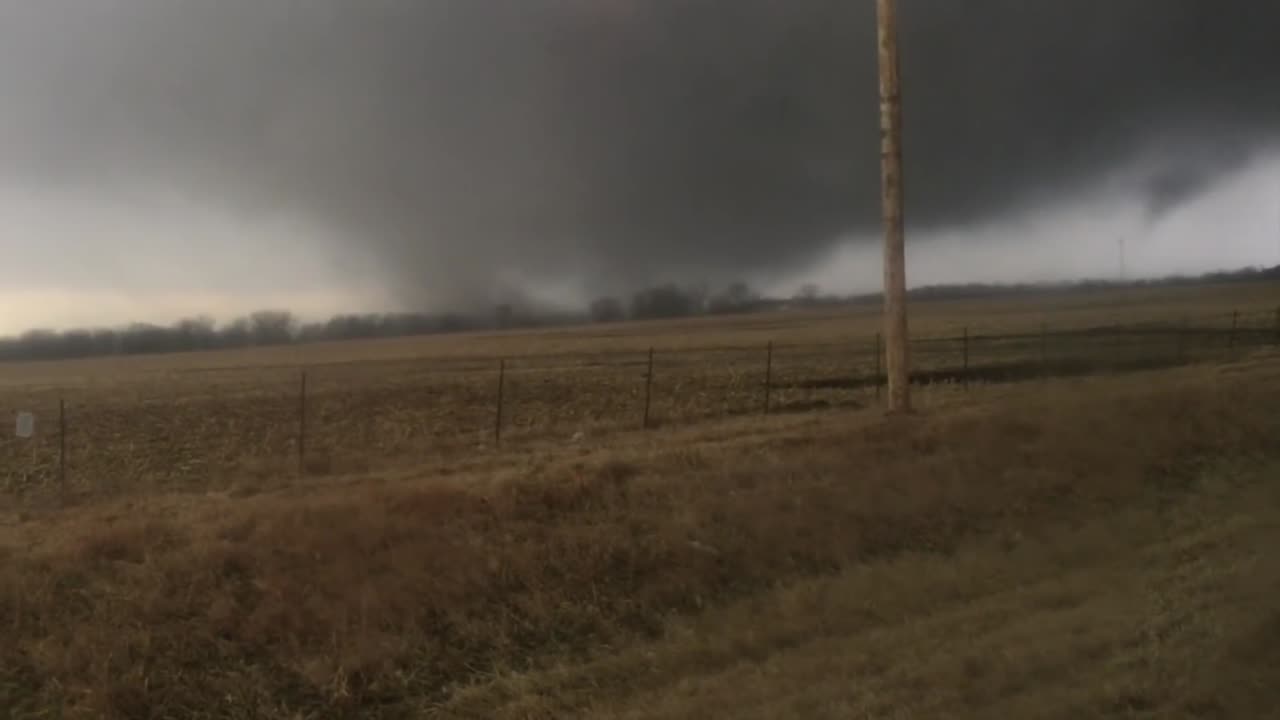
[877,0,910,412]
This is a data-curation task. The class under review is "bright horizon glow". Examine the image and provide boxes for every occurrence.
[770,153,1280,299]
[0,154,1277,337]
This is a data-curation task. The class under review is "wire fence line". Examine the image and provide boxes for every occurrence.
[1,307,1278,504]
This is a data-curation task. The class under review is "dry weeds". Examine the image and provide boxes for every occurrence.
[0,353,1278,717]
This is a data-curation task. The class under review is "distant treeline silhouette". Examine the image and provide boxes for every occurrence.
[0,311,490,363]
[858,265,1280,304]
[3,265,1276,363]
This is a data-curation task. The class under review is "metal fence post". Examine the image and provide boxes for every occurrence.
[1040,322,1049,378]
[495,359,506,446]
[59,397,67,496]
[1177,317,1189,364]
[874,332,883,400]
[298,371,308,476]
[643,348,655,429]
[763,341,774,415]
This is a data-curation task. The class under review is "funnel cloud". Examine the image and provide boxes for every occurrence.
[0,1,1277,319]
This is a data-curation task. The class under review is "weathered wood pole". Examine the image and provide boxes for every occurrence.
[877,0,911,413]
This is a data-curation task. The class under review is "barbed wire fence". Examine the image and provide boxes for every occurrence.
[2,307,1278,506]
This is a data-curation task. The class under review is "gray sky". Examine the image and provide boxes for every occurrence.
[0,1,1277,332]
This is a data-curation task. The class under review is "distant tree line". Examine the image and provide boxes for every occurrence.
[853,264,1280,305]
[2,265,1275,363]
[0,279,784,362]
[0,310,491,363]
[593,280,782,322]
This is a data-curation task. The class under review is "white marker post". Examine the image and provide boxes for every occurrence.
[15,411,35,439]
[16,411,37,474]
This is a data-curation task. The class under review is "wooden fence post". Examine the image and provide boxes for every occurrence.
[1228,310,1239,352]
[494,359,506,446]
[298,371,308,476]
[763,341,774,415]
[1274,306,1280,346]
[643,348,655,429]
[962,327,970,391]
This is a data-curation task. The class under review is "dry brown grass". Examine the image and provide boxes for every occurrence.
[467,469,1280,719]
[1,350,1279,717]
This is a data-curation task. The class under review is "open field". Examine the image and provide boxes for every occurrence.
[1,281,1278,503]
[1,281,1280,718]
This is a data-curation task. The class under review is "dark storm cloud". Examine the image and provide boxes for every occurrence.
[0,1,1276,308]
